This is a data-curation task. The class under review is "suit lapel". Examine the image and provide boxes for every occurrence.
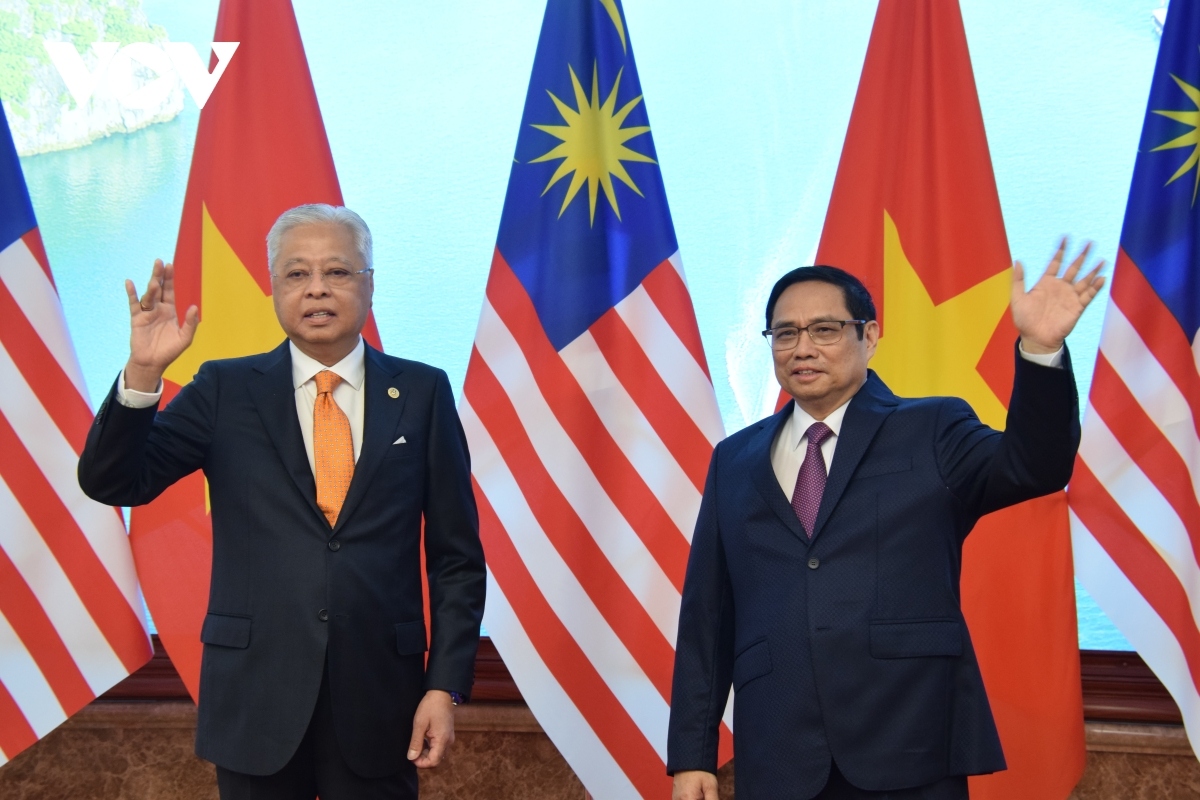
[810,371,899,541]
[749,404,807,543]
[332,345,408,534]
[249,341,325,524]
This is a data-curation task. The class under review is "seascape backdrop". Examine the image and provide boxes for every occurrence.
[4,0,1169,649]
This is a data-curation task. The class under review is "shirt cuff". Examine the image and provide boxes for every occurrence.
[1017,341,1064,368]
[117,369,163,409]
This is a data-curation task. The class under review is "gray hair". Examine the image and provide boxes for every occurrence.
[266,203,373,273]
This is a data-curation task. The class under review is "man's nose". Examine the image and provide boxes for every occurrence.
[303,272,332,296]
[793,329,820,358]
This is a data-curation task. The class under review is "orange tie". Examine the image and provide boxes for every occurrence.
[314,370,354,526]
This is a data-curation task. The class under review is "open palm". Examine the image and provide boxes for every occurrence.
[1011,239,1106,354]
[124,259,199,390]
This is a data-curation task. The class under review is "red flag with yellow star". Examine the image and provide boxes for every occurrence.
[131,0,381,698]
[813,1,1085,796]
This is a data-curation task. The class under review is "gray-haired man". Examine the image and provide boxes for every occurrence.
[79,204,486,799]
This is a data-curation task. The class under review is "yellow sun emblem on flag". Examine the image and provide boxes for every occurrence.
[531,63,655,224]
[1152,73,1200,203]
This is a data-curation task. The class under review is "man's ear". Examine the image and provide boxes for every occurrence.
[862,319,880,358]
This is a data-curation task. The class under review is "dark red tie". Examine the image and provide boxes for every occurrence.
[791,422,833,538]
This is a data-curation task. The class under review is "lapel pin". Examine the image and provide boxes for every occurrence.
[387,387,400,399]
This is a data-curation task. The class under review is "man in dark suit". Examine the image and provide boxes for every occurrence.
[668,245,1105,800]
[78,204,486,800]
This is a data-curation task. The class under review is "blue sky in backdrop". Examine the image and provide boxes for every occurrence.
[12,0,1167,648]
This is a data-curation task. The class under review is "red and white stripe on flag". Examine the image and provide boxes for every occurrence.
[1068,0,1200,759]
[464,249,730,798]
[0,230,151,766]
[1069,250,1200,752]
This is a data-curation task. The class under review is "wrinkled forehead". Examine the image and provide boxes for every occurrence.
[772,281,852,325]
[275,222,362,267]
[278,253,357,269]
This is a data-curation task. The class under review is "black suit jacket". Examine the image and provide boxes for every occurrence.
[667,348,1079,799]
[78,341,486,778]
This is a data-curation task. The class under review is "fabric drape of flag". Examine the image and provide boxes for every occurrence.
[0,106,151,766]
[462,1,727,796]
[130,0,380,698]
[1069,0,1200,757]
[809,1,1085,796]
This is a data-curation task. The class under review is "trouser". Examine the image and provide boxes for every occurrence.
[815,760,969,800]
[215,663,418,800]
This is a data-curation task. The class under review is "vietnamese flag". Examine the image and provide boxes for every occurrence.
[812,0,1086,797]
[131,0,381,698]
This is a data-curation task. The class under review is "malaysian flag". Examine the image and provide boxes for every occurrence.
[0,107,151,764]
[461,0,728,796]
[1069,0,1200,755]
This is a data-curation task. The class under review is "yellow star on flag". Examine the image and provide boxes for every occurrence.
[163,203,285,387]
[1151,73,1200,203]
[530,63,655,225]
[869,210,1011,430]
[163,203,284,515]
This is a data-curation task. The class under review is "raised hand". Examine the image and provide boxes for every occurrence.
[124,259,199,392]
[1011,238,1106,355]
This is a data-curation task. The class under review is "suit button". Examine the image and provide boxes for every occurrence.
[808,558,820,570]
[318,609,329,622]
[328,539,341,551]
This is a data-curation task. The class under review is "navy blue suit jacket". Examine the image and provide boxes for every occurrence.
[78,341,486,778]
[667,348,1079,799]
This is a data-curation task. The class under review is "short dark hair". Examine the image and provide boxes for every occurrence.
[765,265,877,339]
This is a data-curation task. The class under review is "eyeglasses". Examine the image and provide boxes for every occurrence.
[762,320,867,350]
[271,266,373,292]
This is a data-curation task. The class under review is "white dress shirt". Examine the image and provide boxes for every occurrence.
[287,338,366,472]
[771,399,850,499]
[769,343,1063,497]
[117,337,367,474]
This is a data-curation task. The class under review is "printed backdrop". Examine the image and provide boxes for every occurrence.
[4,0,1166,649]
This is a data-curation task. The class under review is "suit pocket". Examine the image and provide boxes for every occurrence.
[869,618,962,659]
[395,620,428,655]
[732,639,773,692]
[383,432,420,459]
[854,457,913,479]
[200,613,251,649]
